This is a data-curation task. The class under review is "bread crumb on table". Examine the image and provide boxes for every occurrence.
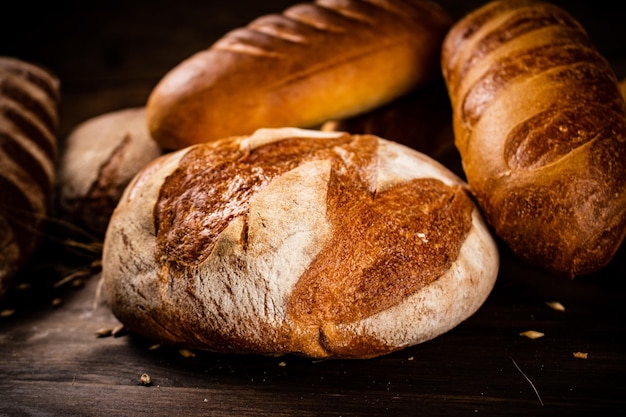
[178,348,196,358]
[519,330,545,339]
[545,301,566,311]
[140,373,152,386]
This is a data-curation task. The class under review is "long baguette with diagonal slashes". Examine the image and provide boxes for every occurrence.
[0,57,60,297]
[441,0,626,278]
[102,127,499,359]
[146,0,452,150]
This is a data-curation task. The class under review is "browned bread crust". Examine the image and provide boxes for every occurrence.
[441,0,626,277]
[102,127,498,359]
[146,0,452,150]
[0,57,60,297]
[56,107,163,236]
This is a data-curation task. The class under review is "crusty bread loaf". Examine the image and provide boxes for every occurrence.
[441,0,626,277]
[146,0,452,150]
[56,107,163,236]
[102,127,498,359]
[0,57,60,297]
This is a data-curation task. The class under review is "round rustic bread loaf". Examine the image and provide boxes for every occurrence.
[102,128,499,359]
[56,107,163,236]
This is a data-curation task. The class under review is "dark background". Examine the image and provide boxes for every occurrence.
[1,1,625,416]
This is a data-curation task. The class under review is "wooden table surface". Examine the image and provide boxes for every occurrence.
[1,1,625,416]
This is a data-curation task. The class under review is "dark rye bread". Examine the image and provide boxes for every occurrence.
[146,0,452,150]
[441,0,626,277]
[0,57,60,298]
[102,128,498,359]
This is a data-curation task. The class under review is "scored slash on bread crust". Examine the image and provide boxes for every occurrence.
[102,128,498,359]
[146,0,452,150]
[441,0,626,277]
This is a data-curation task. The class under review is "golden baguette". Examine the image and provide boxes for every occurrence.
[146,0,452,150]
[441,0,626,277]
